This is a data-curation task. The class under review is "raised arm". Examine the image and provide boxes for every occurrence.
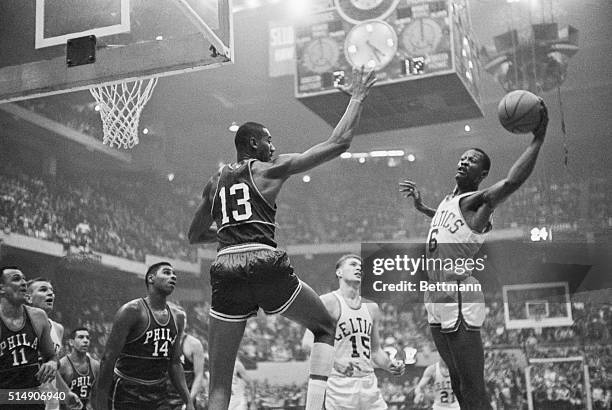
[262,67,376,179]
[466,102,548,212]
[399,180,436,218]
[94,302,140,410]
[188,175,218,244]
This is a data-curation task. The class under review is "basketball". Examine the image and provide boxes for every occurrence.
[497,90,543,134]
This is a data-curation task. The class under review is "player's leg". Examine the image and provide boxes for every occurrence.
[445,323,490,410]
[280,281,336,410]
[430,325,464,407]
[207,317,247,410]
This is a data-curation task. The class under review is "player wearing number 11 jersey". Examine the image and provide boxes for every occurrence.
[188,66,377,410]
[94,262,193,410]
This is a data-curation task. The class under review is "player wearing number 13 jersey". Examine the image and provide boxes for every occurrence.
[189,67,378,410]
[400,102,548,410]
[95,262,193,410]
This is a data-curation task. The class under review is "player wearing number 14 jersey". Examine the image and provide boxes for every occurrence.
[188,67,377,410]
[94,262,193,410]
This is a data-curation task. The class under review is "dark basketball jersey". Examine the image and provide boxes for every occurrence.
[211,159,277,250]
[0,306,41,389]
[115,299,178,383]
[66,355,94,407]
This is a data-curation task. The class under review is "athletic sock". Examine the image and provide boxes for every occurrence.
[305,342,334,410]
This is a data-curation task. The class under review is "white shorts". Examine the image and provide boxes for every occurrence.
[325,373,386,410]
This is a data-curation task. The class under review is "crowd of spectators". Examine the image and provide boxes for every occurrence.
[2,155,611,265]
[0,161,198,261]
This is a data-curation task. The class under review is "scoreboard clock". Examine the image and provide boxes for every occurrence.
[295,0,483,132]
[344,20,398,70]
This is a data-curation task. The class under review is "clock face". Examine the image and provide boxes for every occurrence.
[344,20,398,71]
[302,37,340,74]
[400,18,443,56]
[335,0,400,24]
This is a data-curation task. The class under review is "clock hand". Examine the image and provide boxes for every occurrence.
[365,40,385,60]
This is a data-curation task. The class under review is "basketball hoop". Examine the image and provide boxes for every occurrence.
[89,78,158,149]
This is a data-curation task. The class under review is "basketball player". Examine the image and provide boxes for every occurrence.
[414,360,459,409]
[58,327,100,409]
[303,255,405,410]
[27,277,81,409]
[188,66,376,410]
[94,262,194,410]
[228,358,253,410]
[166,316,206,410]
[400,102,549,409]
[0,266,57,410]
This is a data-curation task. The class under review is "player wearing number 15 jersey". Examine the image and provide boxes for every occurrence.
[94,262,193,410]
[303,255,405,410]
[188,67,377,410]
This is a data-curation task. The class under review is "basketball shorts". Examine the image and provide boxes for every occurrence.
[109,375,170,410]
[325,373,387,410]
[209,243,302,322]
[424,278,485,332]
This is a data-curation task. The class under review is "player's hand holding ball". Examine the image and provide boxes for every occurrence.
[498,90,548,138]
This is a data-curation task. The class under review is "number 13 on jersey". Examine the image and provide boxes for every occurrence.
[219,183,253,224]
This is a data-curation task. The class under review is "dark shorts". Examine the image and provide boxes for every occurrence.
[209,243,302,322]
[109,375,170,410]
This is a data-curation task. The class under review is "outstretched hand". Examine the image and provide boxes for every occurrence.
[335,65,377,102]
[399,180,423,207]
[532,99,548,140]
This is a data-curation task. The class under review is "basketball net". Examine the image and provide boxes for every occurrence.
[533,313,543,336]
[89,78,158,149]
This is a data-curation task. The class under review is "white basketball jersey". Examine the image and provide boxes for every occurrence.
[426,192,487,282]
[330,291,374,378]
[425,192,489,329]
[432,363,459,409]
[43,320,62,410]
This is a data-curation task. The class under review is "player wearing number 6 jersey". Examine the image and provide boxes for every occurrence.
[400,102,548,410]
[94,262,193,410]
[414,360,459,409]
[303,255,405,410]
[188,66,377,410]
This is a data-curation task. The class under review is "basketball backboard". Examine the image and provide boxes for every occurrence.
[0,0,233,103]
